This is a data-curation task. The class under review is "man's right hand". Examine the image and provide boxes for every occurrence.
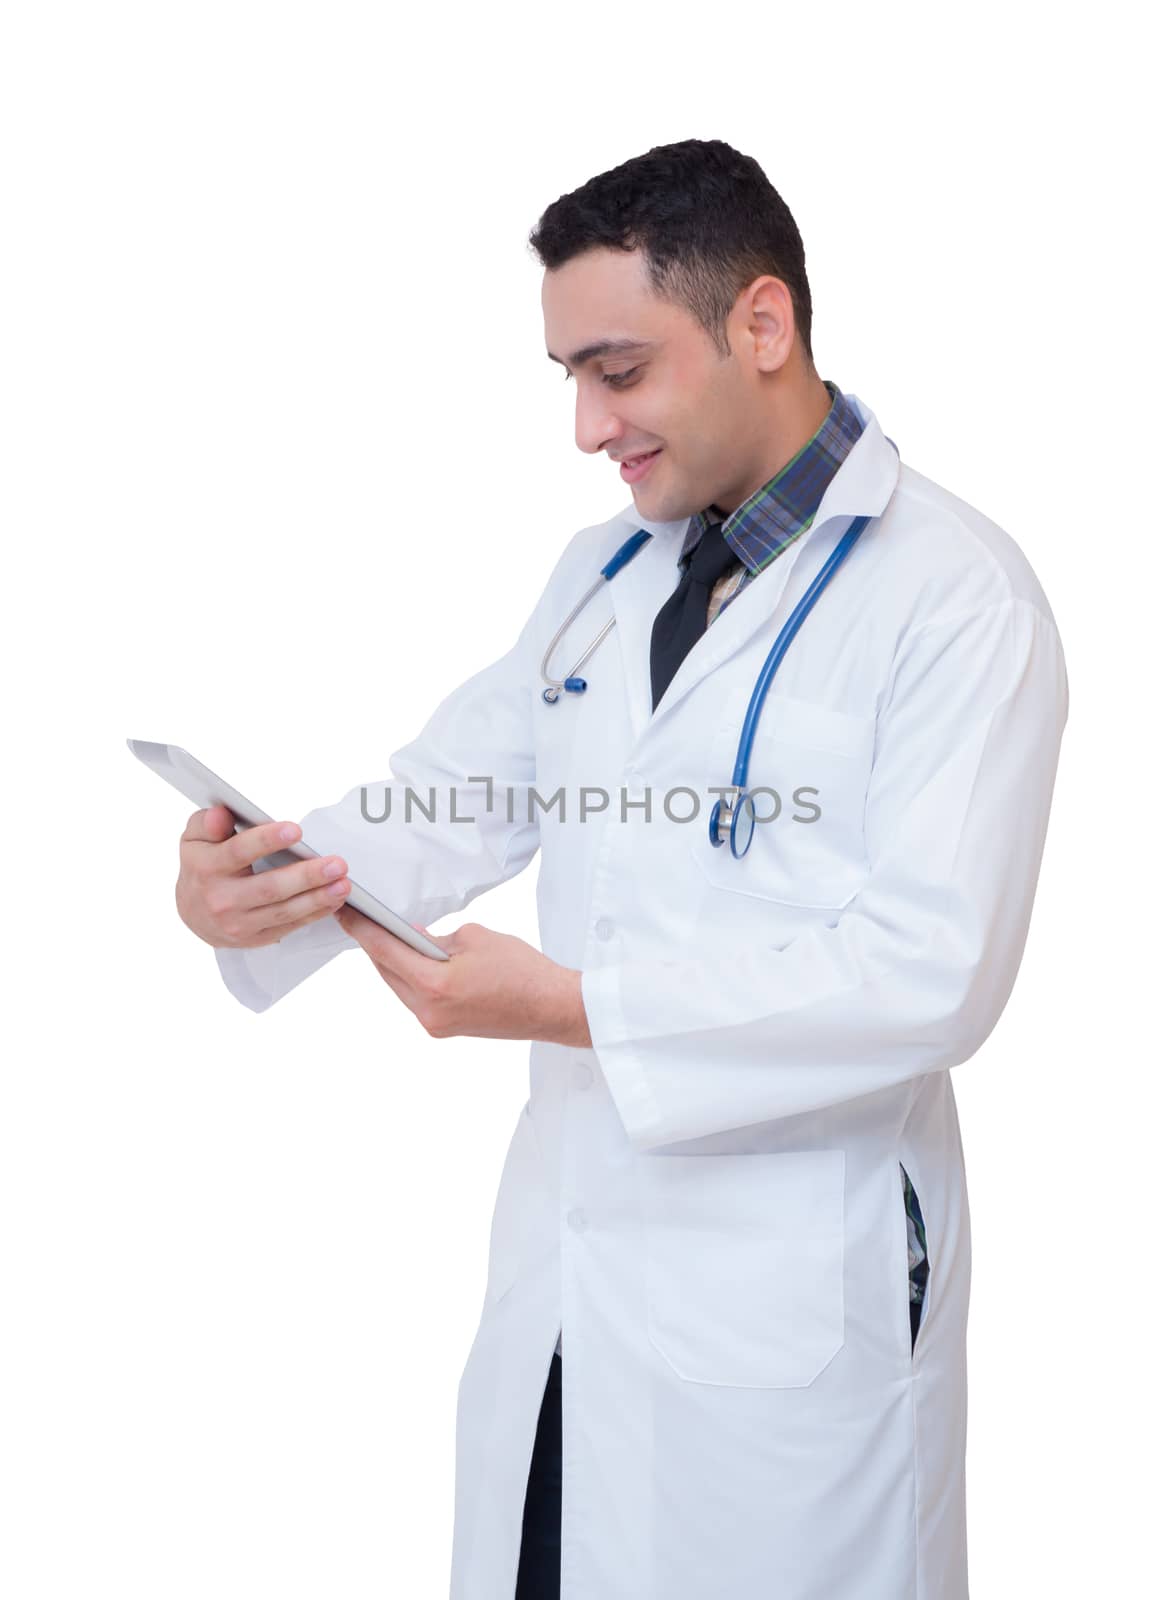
[176,805,352,949]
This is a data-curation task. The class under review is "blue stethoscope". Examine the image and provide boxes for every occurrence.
[539,513,875,859]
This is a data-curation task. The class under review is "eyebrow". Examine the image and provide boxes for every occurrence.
[547,337,654,372]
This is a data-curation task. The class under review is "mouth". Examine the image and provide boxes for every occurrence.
[619,448,662,484]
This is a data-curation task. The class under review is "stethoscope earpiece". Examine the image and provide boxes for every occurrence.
[541,676,588,705]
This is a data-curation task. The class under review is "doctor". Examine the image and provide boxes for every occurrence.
[176,138,1068,1599]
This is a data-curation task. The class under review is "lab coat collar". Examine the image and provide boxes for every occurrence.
[608,393,900,742]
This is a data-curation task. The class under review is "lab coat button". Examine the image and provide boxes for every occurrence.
[594,916,614,941]
[573,1062,594,1091]
[566,1208,588,1232]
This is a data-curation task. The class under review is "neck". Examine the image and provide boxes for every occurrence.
[713,371,832,516]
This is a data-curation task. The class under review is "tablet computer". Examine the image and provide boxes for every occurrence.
[128,739,450,961]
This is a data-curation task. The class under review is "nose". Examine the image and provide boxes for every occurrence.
[575,386,624,456]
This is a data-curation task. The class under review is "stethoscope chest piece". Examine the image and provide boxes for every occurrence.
[708,790,757,859]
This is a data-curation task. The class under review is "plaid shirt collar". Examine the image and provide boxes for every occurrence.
[678,379,863,578]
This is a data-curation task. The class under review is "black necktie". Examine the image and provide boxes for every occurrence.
[649,522,742,712]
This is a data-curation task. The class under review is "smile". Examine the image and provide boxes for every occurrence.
[620,449,662,483]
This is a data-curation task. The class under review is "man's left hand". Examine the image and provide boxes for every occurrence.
[333,906,592,1048]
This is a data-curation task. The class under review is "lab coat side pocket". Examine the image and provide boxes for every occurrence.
[639,1149,846,1389]
[486,1104,545,1304]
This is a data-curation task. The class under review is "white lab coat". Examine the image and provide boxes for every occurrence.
[216,394,1068,1599]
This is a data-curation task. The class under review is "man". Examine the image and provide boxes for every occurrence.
[176,139,1067,1597]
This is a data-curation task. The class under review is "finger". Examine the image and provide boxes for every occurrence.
[223,818,311,873]
[334,905,423,971]
[334,903,381,952]
[235,874,354,937]
[368,961,417,1013]
[333,912,439,1023]
[238,851,351,910]
[180,810,300,875]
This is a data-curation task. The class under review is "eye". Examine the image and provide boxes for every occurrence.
[561,366,642,387]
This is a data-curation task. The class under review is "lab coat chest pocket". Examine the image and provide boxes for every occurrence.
[692,692,875,910]
[639,1149,846,1388]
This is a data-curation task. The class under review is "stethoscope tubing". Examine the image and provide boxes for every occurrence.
[731,512,873,787]
[540,530,652,703]
[539,512,874,857]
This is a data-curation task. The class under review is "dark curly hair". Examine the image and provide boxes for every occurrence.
[528,138,814,368]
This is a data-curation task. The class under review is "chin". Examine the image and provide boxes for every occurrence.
[637,486,685,522]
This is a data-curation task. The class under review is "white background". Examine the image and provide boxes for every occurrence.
[2,2,1167,1594]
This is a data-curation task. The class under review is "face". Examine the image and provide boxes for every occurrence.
[543,246,802,522]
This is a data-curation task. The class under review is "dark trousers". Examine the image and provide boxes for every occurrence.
[515,1348,562,1598]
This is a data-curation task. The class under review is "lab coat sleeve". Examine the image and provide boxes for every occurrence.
[580,596,1069,1150]
[213,542,572,1013]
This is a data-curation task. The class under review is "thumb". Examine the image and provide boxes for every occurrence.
[182,804,238,844]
